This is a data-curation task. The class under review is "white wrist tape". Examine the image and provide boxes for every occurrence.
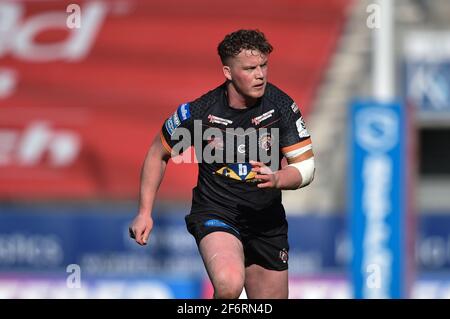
[288,157,315,188]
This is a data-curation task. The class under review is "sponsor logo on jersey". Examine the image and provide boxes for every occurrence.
[164,117,176,136]
[208,114,233,126]
[258,133,272,151]
[177,103,191,121]
[251,109,274,125]
[165,103,190,136]
[290,102,299,114]
[214,163,257,181]
[296,116,310,138]
[172,111,181,127]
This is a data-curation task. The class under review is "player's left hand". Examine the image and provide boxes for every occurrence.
[250,160,279,189]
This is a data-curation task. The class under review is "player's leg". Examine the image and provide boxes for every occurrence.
[242,214,289,299]
[244,264,288,298]
[199,231,245,299]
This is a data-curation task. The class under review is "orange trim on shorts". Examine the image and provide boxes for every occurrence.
[281,137,312,154]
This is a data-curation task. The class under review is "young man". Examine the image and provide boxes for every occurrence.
[129,29,315,299]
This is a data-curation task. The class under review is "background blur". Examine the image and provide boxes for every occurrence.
[0,0,449,298]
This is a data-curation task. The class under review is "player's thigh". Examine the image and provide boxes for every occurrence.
[244,264,288,299]
[199,231,245,286]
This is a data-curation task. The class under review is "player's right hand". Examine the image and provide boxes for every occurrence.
[129,214,153,246]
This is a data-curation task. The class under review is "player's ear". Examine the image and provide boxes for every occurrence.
[222,65,232,81]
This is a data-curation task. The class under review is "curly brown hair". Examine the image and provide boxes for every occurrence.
[217,29,273,64]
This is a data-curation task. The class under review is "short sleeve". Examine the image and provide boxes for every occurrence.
[279,102,314,164]
[160,102,194,154]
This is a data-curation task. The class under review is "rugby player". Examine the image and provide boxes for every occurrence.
[129,29,315,299]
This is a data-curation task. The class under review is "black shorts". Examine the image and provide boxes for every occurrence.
[185,204,289,271]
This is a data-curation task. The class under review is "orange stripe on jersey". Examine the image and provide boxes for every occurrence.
[287,149,314,164]
[160,131,172,153]
[281,137,312,154]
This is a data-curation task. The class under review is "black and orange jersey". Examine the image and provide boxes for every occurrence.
[160,82,313,212]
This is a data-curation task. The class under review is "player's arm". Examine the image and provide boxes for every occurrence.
[129,102,193,245]
[251,137,315,190]
[280,137,315,189]
[274,165,305,189]
[129,134,171,246]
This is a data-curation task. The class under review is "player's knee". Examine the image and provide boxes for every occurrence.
[213,270,244,299]
[214,283,243,299]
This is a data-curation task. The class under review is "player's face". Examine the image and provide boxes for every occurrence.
[224,49,268,100]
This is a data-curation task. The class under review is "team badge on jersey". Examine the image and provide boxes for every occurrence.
[258,133,273,151]
[279,248,289,263]
[296,116,310,138]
